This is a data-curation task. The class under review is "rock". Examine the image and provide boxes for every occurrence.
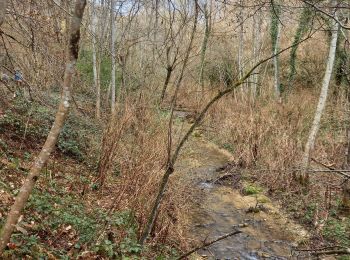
[257,251,271,258]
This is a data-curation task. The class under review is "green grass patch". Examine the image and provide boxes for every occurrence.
[243,183,263,195]
[323,217,350,247]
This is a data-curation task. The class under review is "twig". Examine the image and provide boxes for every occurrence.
[295,245,345,252]
[71,95,88,116]
[19,108,33,150]
[177,229,242,259]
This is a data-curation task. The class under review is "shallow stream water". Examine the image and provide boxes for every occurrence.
[176,136,307,259]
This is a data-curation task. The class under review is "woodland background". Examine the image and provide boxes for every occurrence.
[1,0,350,258]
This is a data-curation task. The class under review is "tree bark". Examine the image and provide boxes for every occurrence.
[0,0,9,65]
[160,66,173,102]
[301,15,339,184]
[251,8,262,100]
[273,18,282,102]
[0,0,87,254]
[92,0,101,119]
[110,0,116,113]
[199,2,211,95]
[237,0,245,95]
[343,27,350,211]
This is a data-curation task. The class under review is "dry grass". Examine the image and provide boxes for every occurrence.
[202,81,349,246]
[95,95,193,255]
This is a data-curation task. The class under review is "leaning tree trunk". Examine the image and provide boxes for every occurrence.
[0,0,87,254]
[139,13,316,246]
[139,1,315,246]
[139,0,199,245]
[300,18,339,185]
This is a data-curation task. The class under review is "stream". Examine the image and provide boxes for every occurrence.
[175,132,308,259]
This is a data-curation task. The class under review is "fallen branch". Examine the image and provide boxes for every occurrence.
[312,248,350,256]
[295,245,346,252]
[177,229,243,259]
[311,158,350,178]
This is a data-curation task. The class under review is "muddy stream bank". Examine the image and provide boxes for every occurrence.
[174,132,309,259]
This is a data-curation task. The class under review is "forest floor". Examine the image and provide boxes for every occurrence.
[0,97,159,259]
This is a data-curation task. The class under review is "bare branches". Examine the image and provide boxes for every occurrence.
[140,15,318,247]
[311,158,350,178]
[301,0,350,30]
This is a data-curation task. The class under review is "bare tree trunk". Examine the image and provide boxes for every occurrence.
[251,9,262,100]
[0,0,9,65]
[342,179,350,212]
[301,18,339,184]
[342,26,350,211]
[237,0,244,96]
[273,20,281,101]
[0,0,86,254]
[160,46,178,103]
[160,66,173,102]
[110,0,116,112]
[153,0,159,58]
[92,0,101,119]
[199,1,211,95]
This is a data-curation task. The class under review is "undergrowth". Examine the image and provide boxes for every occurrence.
[206,88,350,249]
[0,96,101,162]
[0,96,182,259]
[2,184,144,258]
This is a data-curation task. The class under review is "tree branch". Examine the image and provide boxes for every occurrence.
[177,230,243,259]
[301,0,350,30]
